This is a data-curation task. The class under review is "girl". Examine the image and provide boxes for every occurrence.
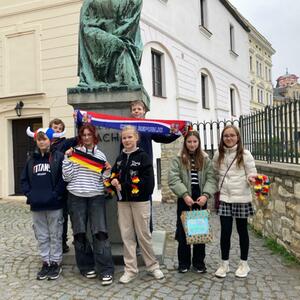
[213,125,256,278]
[110,125,164,284]
[62,124,114,285]
[168,130,217,273]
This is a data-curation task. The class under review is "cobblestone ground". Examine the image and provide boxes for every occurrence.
[0,199,300,300]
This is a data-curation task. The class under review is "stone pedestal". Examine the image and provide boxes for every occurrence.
[66,88,166,264]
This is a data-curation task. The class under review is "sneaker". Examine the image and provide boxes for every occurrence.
[235,260,250,278]
[194,265,207,273]
[149,269,165,280]
[36,262,50,280]
[48,262,62,280]
[215,260,230,278]
[102,274,113,286]
[119,272,137,284]
[178,267,189,273]
[63,243,70,254]
[81,270,97,279]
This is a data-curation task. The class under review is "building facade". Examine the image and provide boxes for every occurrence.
[0,0,250,199]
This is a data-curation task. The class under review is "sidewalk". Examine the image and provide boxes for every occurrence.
[0,198,300,299]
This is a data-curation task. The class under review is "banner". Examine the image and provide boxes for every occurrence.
[75,110,189,135]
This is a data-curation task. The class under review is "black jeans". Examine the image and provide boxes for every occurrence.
[62,191,68,245]
[176,197,207,269]
[220,216,249,261]
[68,193,114,276]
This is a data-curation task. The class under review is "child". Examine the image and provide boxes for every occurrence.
[213,125,257,278]
[20,128,66,280]
[62,124,114,285]
[110,125,164,284]
[49,118,78,253]
[168,130,217,273]
[129,100,180,232]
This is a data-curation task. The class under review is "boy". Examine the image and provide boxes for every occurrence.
[21,128,66,280]
[129,100,180,232]
[49,118,78,253]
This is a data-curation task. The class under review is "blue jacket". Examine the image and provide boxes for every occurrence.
[20,150,66,211]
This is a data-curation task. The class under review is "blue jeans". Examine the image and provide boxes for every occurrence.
[68,193,114,276]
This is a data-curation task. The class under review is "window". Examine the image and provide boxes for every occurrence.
[251,86,254,100]
[200,0,207,27]
[151,50,163,97]
[257,88,260,102]
[256,61,259,76]
[261,90,263,103]
[201,73,209,109]
[269,69,271,82]
[250,56,253,71]
[230,88,236,116]
[265,66,268,80]
[229,24,235,52]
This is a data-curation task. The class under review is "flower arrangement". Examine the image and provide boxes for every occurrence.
[253,175,270,205]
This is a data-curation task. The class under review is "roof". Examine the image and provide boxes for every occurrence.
[219,0,250,32]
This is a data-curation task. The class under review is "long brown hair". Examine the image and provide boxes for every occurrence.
[217,125,244,167]
[181,131,204,170]
[78,124,99,146]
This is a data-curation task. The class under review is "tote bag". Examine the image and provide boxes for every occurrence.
[180,209,213,244]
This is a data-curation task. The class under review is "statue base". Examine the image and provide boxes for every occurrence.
[63,230,166,266]
[68,86,150,112]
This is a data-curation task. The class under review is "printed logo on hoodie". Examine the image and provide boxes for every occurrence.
[33,163,51,176]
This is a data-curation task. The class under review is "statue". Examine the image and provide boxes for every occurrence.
[77,0,144,90]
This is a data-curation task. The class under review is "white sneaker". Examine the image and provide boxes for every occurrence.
[119,272,137,284]
[215,260,230,278]
[149,269,164,280]
[235,260,250,278]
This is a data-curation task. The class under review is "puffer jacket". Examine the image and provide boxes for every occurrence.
[168,152,217,200]
[212,145,257,204]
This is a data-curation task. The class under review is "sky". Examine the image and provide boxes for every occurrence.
[230,0,300,84]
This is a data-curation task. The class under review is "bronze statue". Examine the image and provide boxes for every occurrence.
[77,0,144,90]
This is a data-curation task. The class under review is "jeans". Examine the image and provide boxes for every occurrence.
[68,193,114,276]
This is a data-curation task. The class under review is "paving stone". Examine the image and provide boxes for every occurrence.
[0,199,300,299]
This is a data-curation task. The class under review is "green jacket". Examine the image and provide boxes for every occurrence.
[168,154,217,200]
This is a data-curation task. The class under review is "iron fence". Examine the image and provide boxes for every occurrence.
[192,100,300,164]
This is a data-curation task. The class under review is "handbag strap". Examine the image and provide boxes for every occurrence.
[219,156,236,190]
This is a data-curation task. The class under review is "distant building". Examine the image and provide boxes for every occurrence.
[273,72,300,104]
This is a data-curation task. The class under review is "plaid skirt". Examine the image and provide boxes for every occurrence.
[218,201,254,218]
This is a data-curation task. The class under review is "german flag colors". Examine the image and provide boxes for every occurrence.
[69,149,106,173]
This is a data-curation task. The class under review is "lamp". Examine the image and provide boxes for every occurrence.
[15,101,24,117]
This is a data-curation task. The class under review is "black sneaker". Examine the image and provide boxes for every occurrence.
[37,262,50,280]
[102,274,113,286]
[194,265,207,273]
[178,267,189,273]
[48,262,62,280]
[63,243,70,254]
[81,270,97,279]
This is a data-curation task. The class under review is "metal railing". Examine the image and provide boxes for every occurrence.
[192,100,300,164]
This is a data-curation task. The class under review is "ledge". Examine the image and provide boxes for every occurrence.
[199,25,212,39]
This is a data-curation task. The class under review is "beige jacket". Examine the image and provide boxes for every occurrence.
[212,145,257,204]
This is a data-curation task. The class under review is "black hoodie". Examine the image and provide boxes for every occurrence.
[111,148,154,202]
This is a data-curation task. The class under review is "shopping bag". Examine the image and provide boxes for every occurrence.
[180,209,213,245]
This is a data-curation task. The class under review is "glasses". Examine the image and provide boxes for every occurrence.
[223,134,237,139]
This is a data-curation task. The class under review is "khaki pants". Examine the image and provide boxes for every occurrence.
[118,201,159,275]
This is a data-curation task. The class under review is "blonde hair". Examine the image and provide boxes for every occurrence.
[121,125,139,140]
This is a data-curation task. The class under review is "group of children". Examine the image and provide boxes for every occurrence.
[21,100,257,285]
